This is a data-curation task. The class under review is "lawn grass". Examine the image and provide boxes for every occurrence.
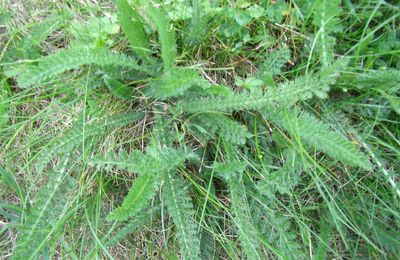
[1,0,399,259]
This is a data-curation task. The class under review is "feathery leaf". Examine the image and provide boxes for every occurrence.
[215,160,261,259]
[312,0,341,68]
[116,0,151,60]
[192,113,252,145]
[13,160,73,259]
[0,78,10,127]
[186,0,209,45]
[107,173,158,222]
[35,112,144,174]
[177,74,333,113]
[149,67,207,99]
[262,44,291,84]
[139,0,177,71]
[92,146,189,175]
[106,206,160,247]
[18,47,150,88]
[265,108,371,169]
[163,173,201,260]
[104,75,133,100]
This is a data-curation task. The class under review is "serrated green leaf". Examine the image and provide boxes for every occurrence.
[116,0,151,60]
[107,173,158,222]
[104,76,133,100]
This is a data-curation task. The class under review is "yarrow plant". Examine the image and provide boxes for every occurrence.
[1,0,399,259]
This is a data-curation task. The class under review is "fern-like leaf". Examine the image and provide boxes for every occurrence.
[355,69,400,91]
[0,165,24,200]
[0,77,10,127]
[186,0,209,45]
[116,0,151,60]
[177,74,332,113]
[3,11,72,78]
[13,159,73,259]
[17,47,150,88]
[215,160,261,259]
[163,173,201,260]
[107,173,158,222]
[139,0,177,71]
[104,75,133,100]
[92,146,189,175]
[312,0,341,68]
[262,44,291,85]
[106,206,160,247]
[265,108,371,169]
[35,112,144,174]
[250,196,305,259]
[199,228,215,260]
[257,147,304,197]
[27,11,72,47]
[149,67,207,99]
[192,113,252,145]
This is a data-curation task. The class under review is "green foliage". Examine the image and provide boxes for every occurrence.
[199,228,215,260]
[251,148,306,259]
[266,108,371,169]
[251,198,305,259]
[104,75,133,100]
[35,112,144,174]
[267,1,290,23]
[315,214,332,260]
[116,0,151,60]
[257,147,304,197]
[3,1,399,259]
[107,173,158,222]
[3,10,72,77]
[106,206,160,247]
[0,78,10,128]
[312,0,342,68]
[92,146,189,175]
[17,47,149,88]
[353,69,400,113]
[186,0,209,45]
[0,165,24,200]
[178,73,332,113]
[13,160,73,259]
[96,140,201,259]
[262,44,291,85]
[192,113,252,145]
[93,145,197,255]
[355,69,400,90]
[70,16,120,48]
[139,0,177,71]
[26,12,72,47]
[163,173,201,260]
[149,67,207,99]
[215,160,261,259]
